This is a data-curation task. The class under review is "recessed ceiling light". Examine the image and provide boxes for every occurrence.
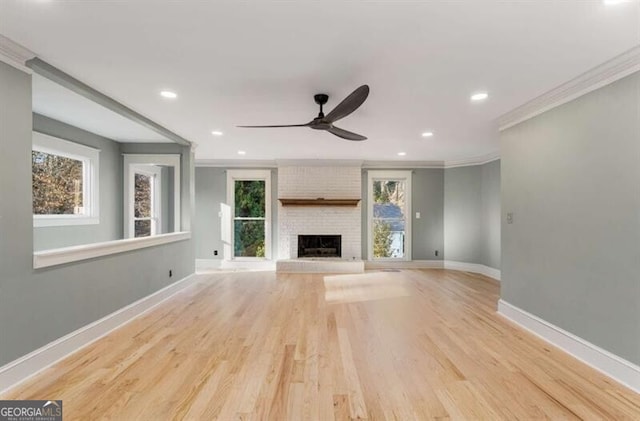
[422,132,434,138]
[237,150,246,155]
[471,92,489,102]
[160,90,177,99]
[397,152,406,156]
[211,130,223,136]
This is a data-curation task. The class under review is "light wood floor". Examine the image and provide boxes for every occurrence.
[3,269,640,420]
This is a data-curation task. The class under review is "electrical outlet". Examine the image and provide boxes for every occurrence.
[435,250,439,257]
[507,212,514,224]
[214,250,218,256]
[415,212,421,219]
[169,270,173,278]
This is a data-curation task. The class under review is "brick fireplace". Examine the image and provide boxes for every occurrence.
[277,166,362,260]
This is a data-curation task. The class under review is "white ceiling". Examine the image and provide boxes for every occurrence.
[32,74,173,143]
[1,0,638,161]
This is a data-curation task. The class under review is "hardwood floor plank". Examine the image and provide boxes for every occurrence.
[2,269,638,420]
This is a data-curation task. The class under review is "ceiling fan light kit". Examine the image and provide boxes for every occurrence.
[238,84,370,141]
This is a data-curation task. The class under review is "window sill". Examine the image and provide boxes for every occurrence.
[231,257,271,261]
[33,231,191,269]
[34,216,100,227]
[371,257,411,262]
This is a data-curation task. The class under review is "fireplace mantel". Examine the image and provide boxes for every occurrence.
[279,198,360,207]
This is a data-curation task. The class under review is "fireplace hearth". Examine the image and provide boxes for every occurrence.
[298,235,341,258]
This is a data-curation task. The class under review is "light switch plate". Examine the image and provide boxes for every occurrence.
[416,212,421,219]
[507,212,514,224]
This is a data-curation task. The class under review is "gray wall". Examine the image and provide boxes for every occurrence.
[501,71,640,365]
[444,166,483,264]
[0,61,195,366]
[193,167,278,260]
[32,114,123,250]
[444,160,501,268]
[412,169,445,260]
[361,169,445,260]
[194,167,226,259]
[480,160,501,269]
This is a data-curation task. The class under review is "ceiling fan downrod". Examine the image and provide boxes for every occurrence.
[314,93,329,118]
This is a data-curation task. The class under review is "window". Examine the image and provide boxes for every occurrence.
[133,167,161,237]
[32,132,100,227]
[226,170,271,259]
[123,154,181,239]
[367,170,412,260]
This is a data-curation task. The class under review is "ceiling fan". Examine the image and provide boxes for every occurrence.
[238,84,370,141]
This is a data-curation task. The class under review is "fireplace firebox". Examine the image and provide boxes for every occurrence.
[297,235,341,258]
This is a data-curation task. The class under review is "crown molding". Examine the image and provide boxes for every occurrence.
[443,151,500,169]
[195,159,278,168]
[498,45,640,131]
[196,154,501,169]
[276,159,364,167]
[0,35,36,74]
[362,160,443,169]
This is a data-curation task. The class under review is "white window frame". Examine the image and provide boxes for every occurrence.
[123,154,181,239]
[367,170,412,261]
[32,131,100,227]
[226,169,272,260]
[131,165,162,238]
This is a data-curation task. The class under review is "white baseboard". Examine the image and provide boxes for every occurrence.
[198,258,501,281]
[196,258,222,271]
[364,260,444,270]
[196,259,276,272]
[362,260,501,281]
[444,260,501,281]
[0,273,200,395]
[277,259,365,273]
[498,299,640,394]
[220,259,276,271]
[199,258,501,280]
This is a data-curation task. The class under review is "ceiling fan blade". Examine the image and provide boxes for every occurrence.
[324,85,370,123]
[327,126,367,141]
[237,123,311,128]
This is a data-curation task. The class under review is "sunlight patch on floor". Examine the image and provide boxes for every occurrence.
[323,271,411,304]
